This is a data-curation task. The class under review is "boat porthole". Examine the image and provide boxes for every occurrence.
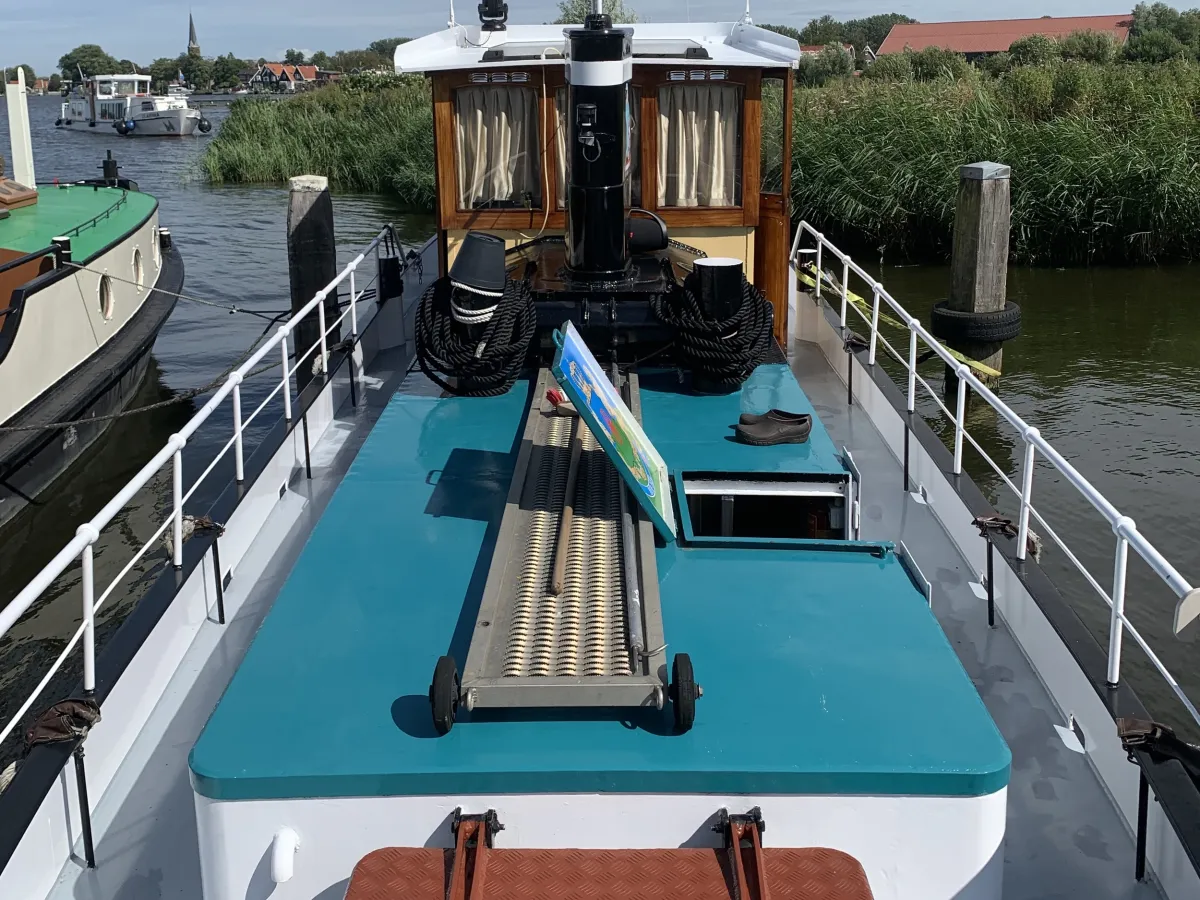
[133,247,144,293]
[99,274,114,320]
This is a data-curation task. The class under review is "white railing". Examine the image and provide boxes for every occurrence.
[791,221,1200,728]
[0,226,399,749]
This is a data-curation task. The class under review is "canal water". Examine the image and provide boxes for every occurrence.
[0,94,1197,763]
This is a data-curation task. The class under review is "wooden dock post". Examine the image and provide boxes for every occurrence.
[287,175,339,392]
[945,162,1011,392]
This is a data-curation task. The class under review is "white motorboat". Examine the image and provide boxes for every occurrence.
[57,75,210,137]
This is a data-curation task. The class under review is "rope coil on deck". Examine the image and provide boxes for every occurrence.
[651,274,774,387]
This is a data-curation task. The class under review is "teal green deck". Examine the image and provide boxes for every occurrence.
[190,367,1010,802]
[0,185,156,261]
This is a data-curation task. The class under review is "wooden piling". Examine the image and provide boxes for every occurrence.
[287,175,339,392]
[947,162,1010,391]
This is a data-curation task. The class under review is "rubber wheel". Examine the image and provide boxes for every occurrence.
[930,300,1022,344]
[429,655,459,736]
[670,653,697,733]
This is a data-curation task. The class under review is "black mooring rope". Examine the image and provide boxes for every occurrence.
[651,273,774,387]
[415,276,536,397]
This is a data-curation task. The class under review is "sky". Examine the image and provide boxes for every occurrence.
[8,0,1131,76]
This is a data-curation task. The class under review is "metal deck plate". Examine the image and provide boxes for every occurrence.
[462,370,667,709]
[345,846,874,900]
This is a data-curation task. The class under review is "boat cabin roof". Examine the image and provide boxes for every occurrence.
[394,21,802,73]
[190,367,1010,802]
[0,186,155,260]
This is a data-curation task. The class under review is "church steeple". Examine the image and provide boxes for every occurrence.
[188,12,201,57]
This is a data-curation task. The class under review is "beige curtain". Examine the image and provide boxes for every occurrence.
[556,86,640,208]
[657,83,742,207]
[455,86,541,209]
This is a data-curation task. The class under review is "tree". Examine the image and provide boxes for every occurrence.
[116,59,143,74]
[554,0,637,23]
[798,15,842,47]
[863,52,912,81]
[212,53,249,90]
[1008,34,1060,66]
[797,43,854,86]
[1125,28,1189,62]
[4,65,36,84]
[59,44,120,78]
[1059,30,1118,64]
[310,50,331,68]
[367,38,410,59]
[330,49,386,72]
[909,46,970,81]
[842,13,915,56]
[1131,2,1181,36]
[978,51,1012,78]
[47,73,61,92]
[284,48,307,65]
[148,57,183,91]
[182,55,214,91]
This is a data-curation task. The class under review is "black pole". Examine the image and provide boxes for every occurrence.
[986,540,995,628]
[301,413,312,480]
[903,416,911,491]
[73,746,96,868]
[1135,769,1149,881]
[846,346,854,407]
[212,538,226,625]
[348,346,358,409]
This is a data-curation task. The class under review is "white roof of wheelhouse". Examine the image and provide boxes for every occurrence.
[394,21,802,73]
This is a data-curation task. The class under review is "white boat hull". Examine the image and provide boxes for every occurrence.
[57,107,200,137]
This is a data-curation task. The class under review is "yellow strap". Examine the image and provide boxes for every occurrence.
[795,269,1002,380]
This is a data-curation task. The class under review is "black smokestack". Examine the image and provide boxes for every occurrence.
[564,5,632,281]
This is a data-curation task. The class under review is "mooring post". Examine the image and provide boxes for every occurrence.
[946,162,1010,394]
[287,175,338,393]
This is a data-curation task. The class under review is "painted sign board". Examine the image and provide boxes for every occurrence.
[551,321,676,541]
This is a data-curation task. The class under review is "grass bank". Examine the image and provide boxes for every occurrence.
[200,76,436,208]
[796,61,1200,265]
[202,64,1200,265]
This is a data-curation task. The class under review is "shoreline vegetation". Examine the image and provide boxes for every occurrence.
[201,4,1200,266]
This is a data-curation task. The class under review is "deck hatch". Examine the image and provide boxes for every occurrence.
[679,472,851,542]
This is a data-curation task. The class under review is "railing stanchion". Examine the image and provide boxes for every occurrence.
[907,325,917,413]
[953,368,967,475]
[1017,432,1038,560]
[78,529,97,693]
[1107,521,1132,686]
[840,257,849,328]
[868,286,881,365]
[171,434,185,569]
[814,239,823,300]
[349,266,359,339]
[279,326,292,422]
[317,291,328,377]
[231,374,244,484]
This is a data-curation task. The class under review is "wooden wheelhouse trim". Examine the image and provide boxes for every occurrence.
[430,64,773,237]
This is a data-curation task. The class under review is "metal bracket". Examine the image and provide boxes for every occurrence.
[898,541,932,605]
[713,808,768,900]
[447,809,505,900]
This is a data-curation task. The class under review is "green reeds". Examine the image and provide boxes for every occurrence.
[199,78,436,209]
[792,62,1200,264]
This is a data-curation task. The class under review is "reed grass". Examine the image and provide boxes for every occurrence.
[199,77,436,209]
[201,63,1200,265]
[792,62,1200,264]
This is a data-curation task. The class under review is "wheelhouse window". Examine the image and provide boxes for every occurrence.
[454,85,542,210]
[657,82,743,207]
[556,85,641,209]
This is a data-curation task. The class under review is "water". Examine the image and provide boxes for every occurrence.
[0,94,1197,755]
[0,95,433,759]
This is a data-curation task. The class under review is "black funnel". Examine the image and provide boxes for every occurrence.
[564,14,633,280]
[693,257,744,321]
[450,231,507,340]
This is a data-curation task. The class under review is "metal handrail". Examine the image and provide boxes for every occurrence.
[0,226,399,748]
[790,220,1200,727]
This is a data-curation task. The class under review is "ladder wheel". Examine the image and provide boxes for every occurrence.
[430,655,460,736]
[671,653,697,733]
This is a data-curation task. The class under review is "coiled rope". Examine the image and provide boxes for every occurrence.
[651,273,774,387]
[415,276,536,397]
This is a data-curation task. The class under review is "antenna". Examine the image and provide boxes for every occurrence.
[448,0,456,28]
[741,0,753,24]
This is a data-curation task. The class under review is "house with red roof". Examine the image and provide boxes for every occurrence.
[248,63,329,93]
[877,15,1134,60]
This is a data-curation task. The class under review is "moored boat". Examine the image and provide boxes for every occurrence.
[1,73,183,529]
[0,6,1199,900]
[57,74,210,136]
